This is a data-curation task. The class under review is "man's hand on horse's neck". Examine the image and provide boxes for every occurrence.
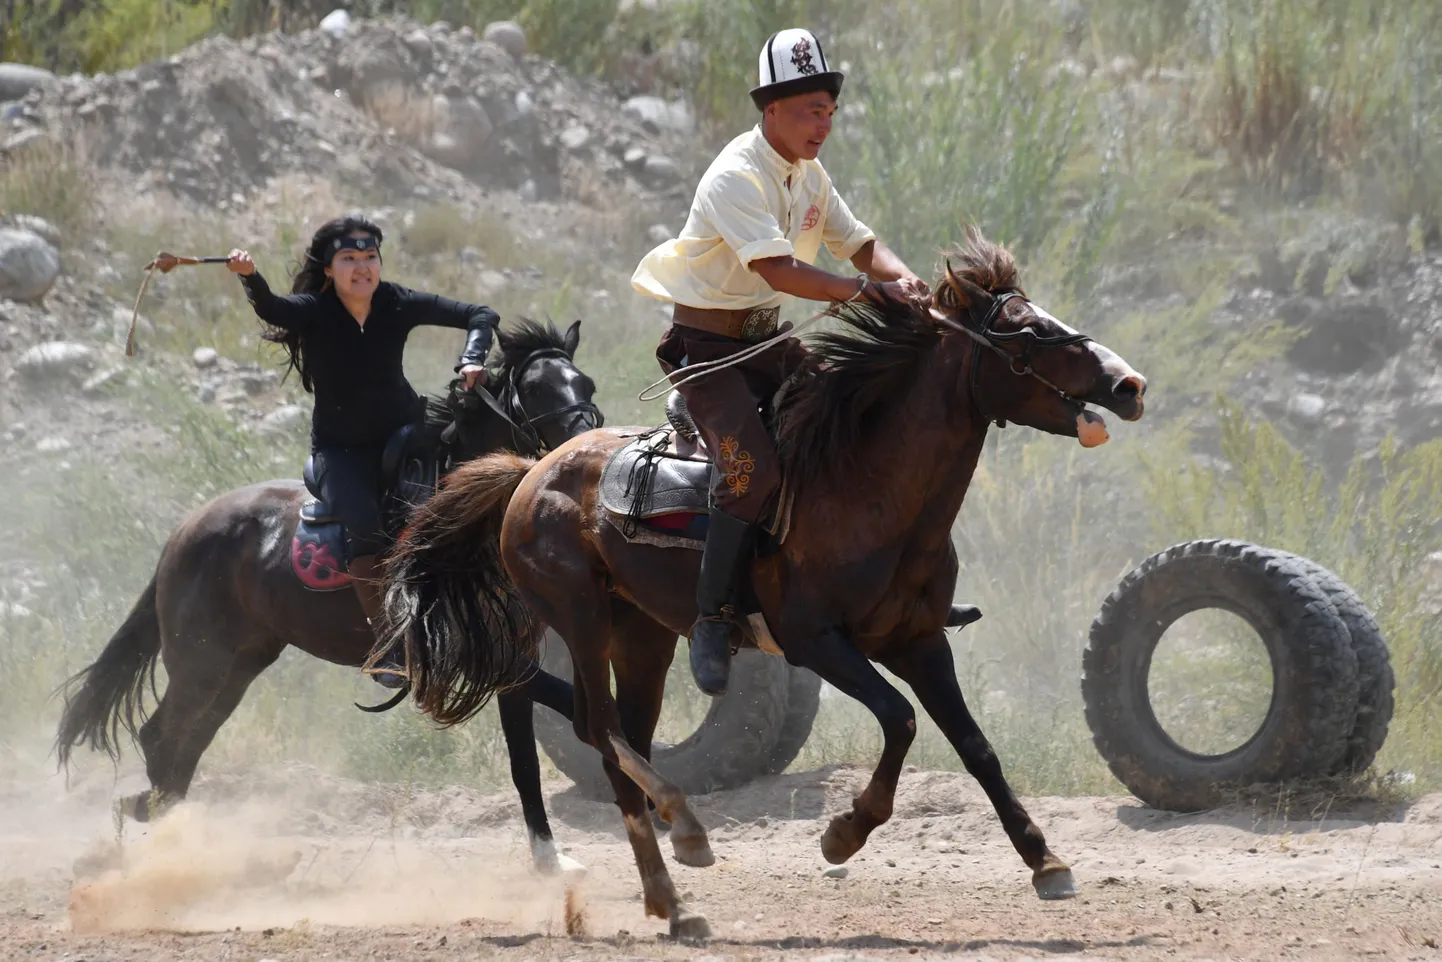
[751,240,922,304]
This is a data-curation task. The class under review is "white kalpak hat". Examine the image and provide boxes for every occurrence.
[750,28,845,111]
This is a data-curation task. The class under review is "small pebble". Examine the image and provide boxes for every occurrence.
[823,866,848,879]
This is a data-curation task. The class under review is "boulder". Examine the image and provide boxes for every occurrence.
[0,229,60,303]
[0,63,58,101]
[482,21,528,60]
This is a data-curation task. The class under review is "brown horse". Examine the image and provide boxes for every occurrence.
[382,231,1147,936]
[53,319,599,874]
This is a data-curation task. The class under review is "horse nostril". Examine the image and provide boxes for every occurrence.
[1113,375,1146,401]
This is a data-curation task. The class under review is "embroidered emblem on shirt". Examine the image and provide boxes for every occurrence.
[790,38,818,76]
[800,204,821,231]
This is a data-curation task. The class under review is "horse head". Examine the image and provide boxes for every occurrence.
[447,318,603,459]
[928,235,1145,446]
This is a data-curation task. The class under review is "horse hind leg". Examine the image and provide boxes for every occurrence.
[885,632,1076,901]
[128,641,282,822]
[785,625,917,864]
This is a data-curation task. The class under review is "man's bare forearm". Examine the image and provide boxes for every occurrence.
[750,256,866,303]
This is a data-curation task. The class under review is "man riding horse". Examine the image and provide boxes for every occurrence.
[633,28,965,696]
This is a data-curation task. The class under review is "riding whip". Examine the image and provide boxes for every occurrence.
[125,251,231,357]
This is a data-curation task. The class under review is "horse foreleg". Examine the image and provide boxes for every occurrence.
[496,687,583,877]
[885,632,1077,900]
[785,625,916,864]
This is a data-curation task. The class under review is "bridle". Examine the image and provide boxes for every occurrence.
[932,289,1093,429]
[456,347,604,456]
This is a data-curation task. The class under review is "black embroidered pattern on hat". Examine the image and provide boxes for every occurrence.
[790,36,818,76]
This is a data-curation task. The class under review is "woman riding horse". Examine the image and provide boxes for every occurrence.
[228,214,495,685]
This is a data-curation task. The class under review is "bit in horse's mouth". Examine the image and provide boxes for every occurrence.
[1074,404,1110,448]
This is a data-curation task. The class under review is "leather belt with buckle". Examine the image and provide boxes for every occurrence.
[673,303,780,343]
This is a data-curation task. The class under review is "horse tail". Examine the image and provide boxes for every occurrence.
[53,574,162,770]
[377,452,539,727]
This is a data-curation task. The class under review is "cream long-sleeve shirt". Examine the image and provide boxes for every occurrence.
[632,126,875,312]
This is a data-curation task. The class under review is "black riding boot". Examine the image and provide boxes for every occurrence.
[688,506,756,697]
[946,604,983,629]
[351,555,406,689]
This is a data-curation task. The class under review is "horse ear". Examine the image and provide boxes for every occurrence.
[563,319,581,357]
[941,259,990,312]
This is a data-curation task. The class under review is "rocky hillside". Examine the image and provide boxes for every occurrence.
[2,10,1442,484]
[0,13,711,474]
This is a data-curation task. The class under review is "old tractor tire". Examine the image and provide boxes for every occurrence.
[1082,539,1360,811]
[760,663,823,777]
[532,628,792,801]
[1269,550,1395,776]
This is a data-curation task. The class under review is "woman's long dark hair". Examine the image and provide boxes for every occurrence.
[262,213,383,392]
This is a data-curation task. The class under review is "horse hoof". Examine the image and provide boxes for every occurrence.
[670,832,715,868]
[119,792,166,824]
[553,852,587,876]
[669,910,712,941]
[533,850,588,878]
[1033,867,1078,901]
[820,813,863,865]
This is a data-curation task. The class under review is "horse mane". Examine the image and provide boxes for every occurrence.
[420,317,574,437]
[773,227,1022,491]
[496,317,574,371]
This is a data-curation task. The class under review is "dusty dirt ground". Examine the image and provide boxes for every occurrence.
[2,760,1440,962]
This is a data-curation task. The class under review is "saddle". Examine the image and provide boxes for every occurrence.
[290,419,446,592]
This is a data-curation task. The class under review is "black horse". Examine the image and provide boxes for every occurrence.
[54,319,599,874]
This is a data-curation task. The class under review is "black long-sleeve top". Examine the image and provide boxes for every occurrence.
[240,272,496,448]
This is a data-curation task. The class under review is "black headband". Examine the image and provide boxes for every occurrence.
[326,234,382,264]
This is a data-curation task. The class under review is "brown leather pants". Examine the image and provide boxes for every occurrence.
[656,323,808,524]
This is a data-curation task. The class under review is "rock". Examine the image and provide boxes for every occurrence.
[35,435,72,453]
[192,346,219,369]
[622,95,694,133]
[518,178,538,203]
[1045,59,1089,84]
[641,154,680,184]
[822,866,849,879]
[257,404,305,435]
[14,341,94,383]
[623,145,647,169]
[403,28,434,59]
[0,229,60,302]
[337,31,417,108]
[1287,392,1327,426]
[0,601,35,620]
[81,367,123,396]
[0,63,58,101]
[477,269,508,295]
[646,224,674,245]
[483,21,528,60]
[318,9,351,38]
[197,382,217,404]
[424,95,493,171]
[5,214,60,247]
[559,124,590,150]
[1279,298,1404,375]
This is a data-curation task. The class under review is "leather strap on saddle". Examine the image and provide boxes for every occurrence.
[673,303,781,343]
